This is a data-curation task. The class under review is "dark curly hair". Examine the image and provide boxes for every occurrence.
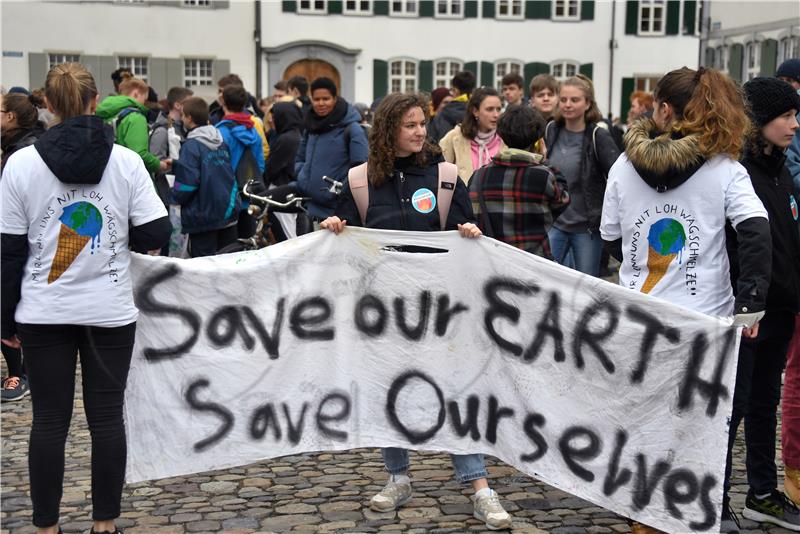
[367,93,441,187]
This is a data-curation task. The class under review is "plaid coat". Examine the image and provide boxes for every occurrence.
[469,148,569,258]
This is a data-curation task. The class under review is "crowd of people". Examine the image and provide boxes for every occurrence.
[0,57,799,534]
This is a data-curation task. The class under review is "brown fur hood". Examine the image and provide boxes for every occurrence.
[624,119,706,192]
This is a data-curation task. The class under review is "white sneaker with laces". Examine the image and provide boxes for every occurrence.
[472,489,512,530]
[369,476,412,512]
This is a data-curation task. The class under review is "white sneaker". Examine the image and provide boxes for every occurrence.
[472,489,512,530]
[369,476,412,512]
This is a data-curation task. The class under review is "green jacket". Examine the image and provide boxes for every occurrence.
[96,95,160,173]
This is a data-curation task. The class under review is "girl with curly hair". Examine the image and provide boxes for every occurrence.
[320,92,511,531]
[600,67,773,534]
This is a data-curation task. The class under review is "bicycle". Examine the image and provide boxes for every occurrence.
[218,181,309,254]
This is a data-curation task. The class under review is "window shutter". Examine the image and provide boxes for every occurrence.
[212,59,230,84]
[465,0,478,17]
[581,1,594,20]
[625,1,638,35]
[525,0,551,19]
[464,61,479,79]
[666,0,680,35]
[620,77,635,123]
[682,0,696,35]
[482,1,496,18]
[704,47,715,67]
[328,0,342,14]
[524,62,550,93]
[481,62,494,87]
[419,0,435,16]
[760,39,778,77]
[729,43,744,83]
[419,61,434,91]
[374,59,388,99]
[374,0,389,15]
[282,0,297,12]
[579,63,594,80]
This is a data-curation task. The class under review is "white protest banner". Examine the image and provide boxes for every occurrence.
[126,228,739,533]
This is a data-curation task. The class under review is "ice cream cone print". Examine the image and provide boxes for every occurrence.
[48,225,92,283]
[641,247,677,294]
[640,218,686,295]
[47,201,103,284]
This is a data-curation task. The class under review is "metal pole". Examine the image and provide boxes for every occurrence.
[608,0,617,118]
[255,0,262,98]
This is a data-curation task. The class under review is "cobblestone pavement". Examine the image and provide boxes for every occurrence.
[1,365,794,534]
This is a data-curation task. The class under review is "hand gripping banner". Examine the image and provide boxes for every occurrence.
[125,228,740,533]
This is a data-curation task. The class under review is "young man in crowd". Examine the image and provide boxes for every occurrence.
[529,74,559,121]
[287,75,311,114]
[501,72,526,110]
[428,70,476,143]
[173,97,241,257]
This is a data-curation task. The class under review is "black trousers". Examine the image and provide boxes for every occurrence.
[724,311,795,500]
[2,342,24,377]
[188,225,237,257]
[18,323,136,527]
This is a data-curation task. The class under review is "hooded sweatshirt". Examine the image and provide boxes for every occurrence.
[265,101,303,187]
[173,125,241,234]
[600,119,771,318]
[0,115,169,335]
[96,94,161,173]
[215,116,266,178]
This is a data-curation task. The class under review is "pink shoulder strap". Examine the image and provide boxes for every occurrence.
[348,163,369,225]
[436,161,459,231]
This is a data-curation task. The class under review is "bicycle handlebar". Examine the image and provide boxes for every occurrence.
[242,181,309,210]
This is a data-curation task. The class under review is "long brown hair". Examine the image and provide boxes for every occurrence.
[44,63,98,122]
[367,93,440,187]
[553,74,603,125]
[460,87,500,139]
[1,93,43,132]
[654,67,749,159]
[118,72,148,96]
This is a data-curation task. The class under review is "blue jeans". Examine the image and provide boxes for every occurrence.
[548,227,603,277]
[382,448,488,484]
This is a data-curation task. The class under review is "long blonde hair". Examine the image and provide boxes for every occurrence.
[553,74,603,125]
[44,62,98,123]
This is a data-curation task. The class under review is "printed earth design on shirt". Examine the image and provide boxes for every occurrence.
[48,201,103,284]
[641,218,686,294]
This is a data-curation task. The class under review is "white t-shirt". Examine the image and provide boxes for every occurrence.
[0,144,167,327]
[600,154,768,318]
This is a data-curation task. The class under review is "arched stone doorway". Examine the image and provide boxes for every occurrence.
[283,59,340,92]
[263,40,360,102]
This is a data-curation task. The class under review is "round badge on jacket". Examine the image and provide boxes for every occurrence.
[791,195,798,221]
[411,188,436,214]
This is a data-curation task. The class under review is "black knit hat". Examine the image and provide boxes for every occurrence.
[776,59,800,83]
[743,77,800,127]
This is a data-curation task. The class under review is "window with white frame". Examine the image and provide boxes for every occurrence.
[553,0,579,20]
[298,0,327,14]
[639,0,665,35]
[634,76,661,92]
[390,0,417,16]
[390,59,417,93]
[714,45,728,72]
[550,61,578,82]
[48,53,80,69]
[743,41,760,81]
[435,0,462,18]
[344,0,371,14]
[117,56,149,82]
[495,61,523,90]
[496,0,523,19]
[779,36,800,65]
[182,0,211,6]
[184,58,213,88]
[434,59,462,88]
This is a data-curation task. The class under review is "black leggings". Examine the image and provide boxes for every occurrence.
[2,342,24,377]
[18,322,136,527]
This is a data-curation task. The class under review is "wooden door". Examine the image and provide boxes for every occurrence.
[283,59,340,91]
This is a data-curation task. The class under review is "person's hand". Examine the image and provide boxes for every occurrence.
[159,159,172,172]
[320,216,347,234]
[742,322,760,339]
[1,335,21,349]
[458,222,482,238]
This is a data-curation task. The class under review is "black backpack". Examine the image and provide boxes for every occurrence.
[235,147,262,190]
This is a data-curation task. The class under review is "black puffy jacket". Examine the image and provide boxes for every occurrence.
[334,152,475,231]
